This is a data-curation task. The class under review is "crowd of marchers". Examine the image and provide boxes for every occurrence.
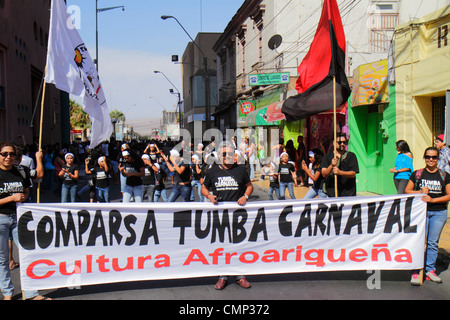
[0,132,449,298]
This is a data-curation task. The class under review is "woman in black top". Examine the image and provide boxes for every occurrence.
[85,155,111,202]
[0,142,49,300]
[278,152,297,200]
[59,152,79,203]
[162,149,192,202]
[119,149,145,202]
[303,149,327,199]
[405,147,450,285]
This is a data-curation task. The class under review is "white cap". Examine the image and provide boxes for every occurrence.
[192,154,199,161]
[141,154,150,160]
[170,150,180,157]
[122,151,130,157]
[97,156,105,164]
[65,153,74,160]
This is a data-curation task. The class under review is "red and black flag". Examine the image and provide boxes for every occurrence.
[282,0,350,122]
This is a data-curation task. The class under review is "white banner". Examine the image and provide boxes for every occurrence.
[17,195,426,291]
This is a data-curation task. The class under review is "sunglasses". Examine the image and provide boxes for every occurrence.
[337,140,348,145]
[0,152,16,158]
[424,155,438,160]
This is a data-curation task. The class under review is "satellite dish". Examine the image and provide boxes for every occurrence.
[268,34,282,50]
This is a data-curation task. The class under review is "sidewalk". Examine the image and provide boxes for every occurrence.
[250,177,450,261]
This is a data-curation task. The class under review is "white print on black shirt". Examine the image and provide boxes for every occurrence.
[0,182,24,194]
[215,176,239,191]
[419,179,443,195]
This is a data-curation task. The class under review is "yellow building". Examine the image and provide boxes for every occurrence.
[394,5,450,169]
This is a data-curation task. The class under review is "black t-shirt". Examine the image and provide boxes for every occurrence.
[321,151,359,197]
[124,160,144,186]
[0,166,31,215]
[269,162,279,188]
[410,168,450,211]
[312,166,325,190]
[148,153,160,164]
[203,164,250,202]
[191,164,202,181]
[62,164,79,186]
[173,162,191,184]
[278,162,296,183]
[142,164,156,185]
[91,167,110,188]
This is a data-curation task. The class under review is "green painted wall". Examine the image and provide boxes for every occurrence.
[348,84,397,195]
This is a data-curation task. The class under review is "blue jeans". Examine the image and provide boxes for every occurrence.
[425,209,448,272]
[279,182,296,200]
[61,184,77,203]
[154,189,168,202]
[123,185,143,202]
[191,180,205,202]
[0,214,39,299]
[249,155,256,180]
[143,185,156,202]
[168,183,192,202]
[304,186,328,199]
[268,186,280,200]
[96,186,110,202]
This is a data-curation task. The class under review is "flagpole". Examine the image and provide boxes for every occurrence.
[333,75,338,197]
[36,68,47,204]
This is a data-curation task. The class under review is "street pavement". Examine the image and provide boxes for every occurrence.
[7,168,450,301]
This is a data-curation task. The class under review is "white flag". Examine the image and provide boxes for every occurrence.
[45,0,113,148]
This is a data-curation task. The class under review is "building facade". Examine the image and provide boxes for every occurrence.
[0,0,68,146]
[213,0,449,194]
[181,32,220,143]
[393,5,450,169]
[348,2,450,195]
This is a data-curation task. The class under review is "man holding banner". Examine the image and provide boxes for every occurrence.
[321,133,359,197]
[202,141,254,290]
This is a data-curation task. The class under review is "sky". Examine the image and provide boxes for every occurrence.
[66,0,244,124]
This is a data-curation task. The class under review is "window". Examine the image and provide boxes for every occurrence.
[432,96,446,141]
[0,48,5,110]
[370,2,399,52]
[237,26,246,76]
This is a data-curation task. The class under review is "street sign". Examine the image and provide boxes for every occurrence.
[249,72,290,86]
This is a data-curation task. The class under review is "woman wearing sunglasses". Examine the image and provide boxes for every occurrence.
[405,147,450,285]
[0,142,50,300]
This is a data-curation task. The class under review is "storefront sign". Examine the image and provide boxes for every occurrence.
[249,73,290,86]
[352,60,389,107]
[17,195,426,291]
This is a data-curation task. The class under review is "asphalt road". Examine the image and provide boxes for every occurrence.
[6,171,450,301]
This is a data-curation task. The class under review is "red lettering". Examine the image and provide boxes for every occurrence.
[112,257,133,272]
[328,249,346,262]
[239,251,259,264]
[262,250,280,263]
[183,249,209,266]
[138,255,152,269]
[154,254,170,268]
[27,259,55,280]
[349,248,368,262]
[59,260,81,276]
